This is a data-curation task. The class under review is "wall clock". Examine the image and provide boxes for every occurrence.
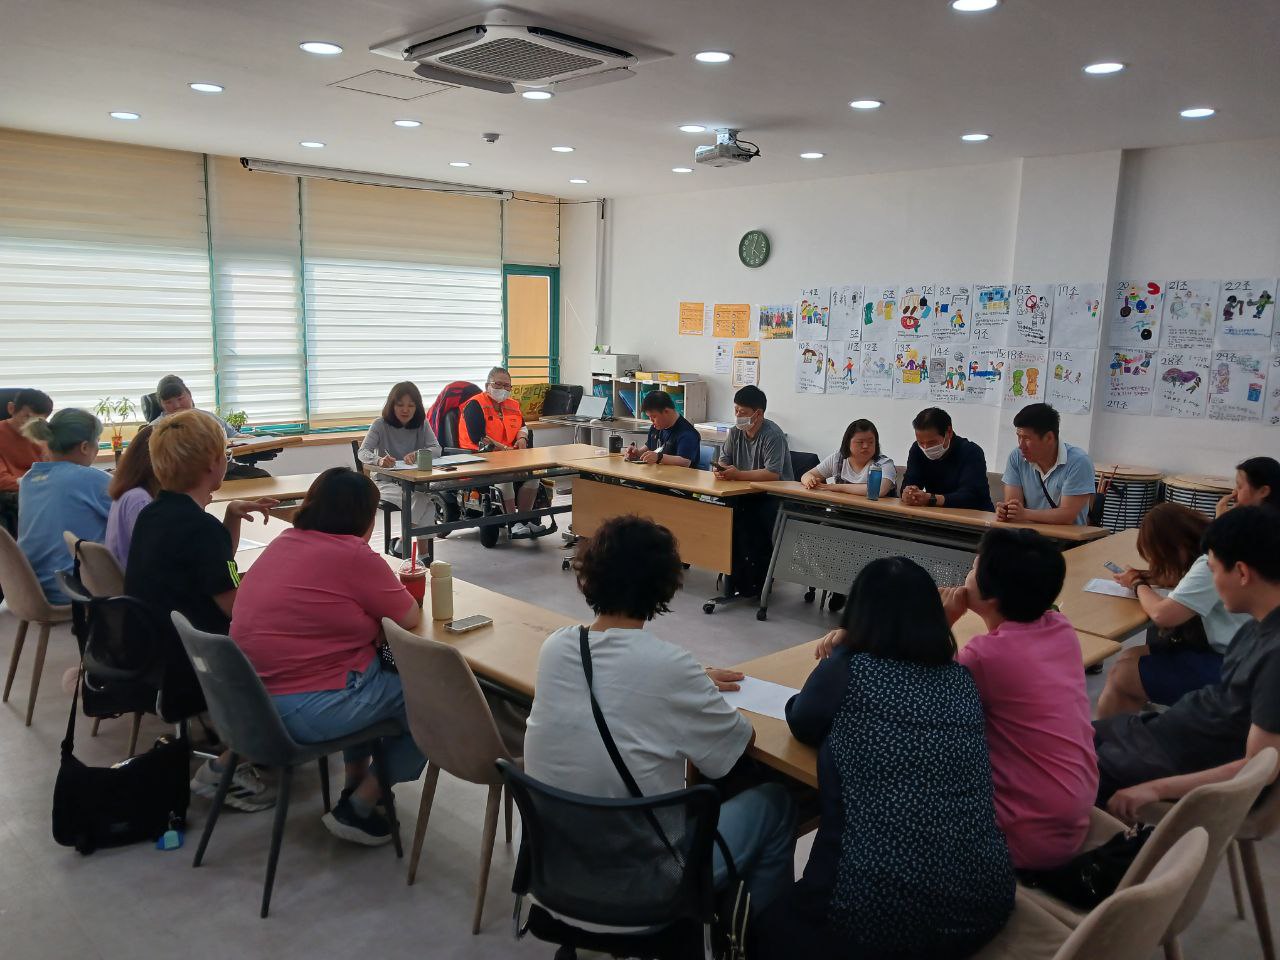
[738,229,770,268]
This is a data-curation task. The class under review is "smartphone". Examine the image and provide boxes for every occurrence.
[1103,561,1125,574]
[444,614,493,634]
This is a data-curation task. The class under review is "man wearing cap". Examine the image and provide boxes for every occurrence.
[152,375,271,480]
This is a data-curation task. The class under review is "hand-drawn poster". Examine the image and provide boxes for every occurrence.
[1107,280,1162,347]
[1102,349,1156,416]
[828,285,863,342]
[859,340,894,398]
[931,283,972,343]
[892,340,930,399]
[758,303,795,340]
[1046,348,1096,415]
[731,340,760,388]
[713,340,733,375]
[1208,350,1267,422]
[894,284,932,340]
[972,283,1011,346]
[1216,278,1276,352]
[1002,347,1048,408]
[1050,282,1104,349]
[965,347,1007,406]
[861,285,898,341]
[1266,354,1280,427]
[825,341,860,395]
[1160,279,1219,350]
[1153,350,1210,420]
[713,303,751,339]
[1009,283,1053,348]
[678,301,708,336]
[797,287,831,340]
[928,343,969,404]
[795,340,827,394]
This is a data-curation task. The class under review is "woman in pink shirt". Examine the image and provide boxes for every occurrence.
[940,528,1099,871]
[231,467,424,847]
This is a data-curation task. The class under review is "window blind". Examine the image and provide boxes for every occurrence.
[0,128,214,415]
[302,178,503,425]
[502,193,560,266]
[207,157,307,425]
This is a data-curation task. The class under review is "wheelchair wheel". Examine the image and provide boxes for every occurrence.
[480,522,501,549]
[434,494,461,537]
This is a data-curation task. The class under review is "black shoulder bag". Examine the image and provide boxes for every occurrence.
[52,671,190,855]
[1018,824,1153,910]
[579,626,750,960]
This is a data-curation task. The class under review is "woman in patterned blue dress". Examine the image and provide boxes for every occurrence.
[754,557,1014,958]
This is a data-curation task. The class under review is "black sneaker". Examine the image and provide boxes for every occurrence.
[322,796,392,846]
[828,592,847,613]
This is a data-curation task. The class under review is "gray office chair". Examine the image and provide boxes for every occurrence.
[172,613,404,918]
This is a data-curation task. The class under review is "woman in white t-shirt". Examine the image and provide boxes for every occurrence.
[801,418,896,498]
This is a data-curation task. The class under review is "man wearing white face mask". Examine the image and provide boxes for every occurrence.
[459,367,541,533]
[900,407,995,511]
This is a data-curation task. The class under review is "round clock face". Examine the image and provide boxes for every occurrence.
[739,229,770,268]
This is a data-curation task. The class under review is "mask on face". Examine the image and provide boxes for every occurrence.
[735,415,753,429]
[488,388,511,403]
[919,440,948,461]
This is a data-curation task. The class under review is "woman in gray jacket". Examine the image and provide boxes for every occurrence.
[358,381,441,557]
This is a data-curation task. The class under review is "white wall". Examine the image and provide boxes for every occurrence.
[563,139,1280,477]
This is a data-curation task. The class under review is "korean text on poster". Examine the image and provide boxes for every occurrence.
[797,287,831,340]
[795,341,828,394]
[678,301,708,336]
[931,284,972,344]
[1009,284,1053,348]
[965,346,1007,407]
[1216,278,1276,352]
[731,340,761,388]
[1002,348,1048,408]
[895,284,933,340]
[1160,279,1218,350]
[972,284,1011,346]
[1050,282,1103,349]
[1046,348,1096,415]
[1208,350,1267,422]
[928,343,969,404]
[825,341,861,395]
[1153,350,1210,419]
[862,286,898,342]
[859,340,894,398]
[828,285,863,342]
[713,303,752,339]
[1107,280,1162,348]
[892,340,930,399]
[1103,349,1156,416]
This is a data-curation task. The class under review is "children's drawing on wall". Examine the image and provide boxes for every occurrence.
[797,286,832,340]
[895,284,932,340]
[1102,348,1156,416]
[928,343,968,404]
[1208,350,1267,422]
[1215,278,1276,353]
[972,283,1011,345]
[1046,347,1096,414]
[1153,350,1210,419]
[825,341,861,396]
[892,340,930,399]
[1050,282,1103,349]
[862,285,898,341]
[1009,283,1053,348]
[794,340,828,394]
[1265,355,1280,427]
[965,346,1007,406]
[859,340,894,398]
[1107,280,1162,348]
[1002,348,1047,409]
[1159,279,1219,350]
[828,285,863,342]
[931,284,972,343]
[758,303,796,340]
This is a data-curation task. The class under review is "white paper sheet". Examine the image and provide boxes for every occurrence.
[1083,578,1135,599]
[720,676,799,720]
[237,537,268,551]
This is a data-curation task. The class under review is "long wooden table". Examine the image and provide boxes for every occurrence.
[1057,527,1146,640]
[732,610,1122,788]
[212,472,320,503]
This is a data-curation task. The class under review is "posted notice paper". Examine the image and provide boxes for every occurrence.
[719,676,799,721]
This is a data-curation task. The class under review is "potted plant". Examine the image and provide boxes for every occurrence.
[93,396,138,455]
[219,409,249,432]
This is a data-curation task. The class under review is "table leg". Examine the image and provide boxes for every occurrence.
[754,506,790,622]
[399,477,413,558]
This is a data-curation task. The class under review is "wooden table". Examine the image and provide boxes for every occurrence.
[732,611,1121,788]
[212,473,320,503]
[750,481,1105,622]
[227,435,303,458]
[1057,527,1147,640]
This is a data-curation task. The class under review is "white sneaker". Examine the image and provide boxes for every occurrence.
[510,523,531,536]
[191,759,277,812]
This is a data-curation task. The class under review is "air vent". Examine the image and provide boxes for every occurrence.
[438,37,602,81]
[329,70,454,100]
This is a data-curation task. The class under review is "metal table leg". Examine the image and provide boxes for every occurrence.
[753,506,790,621]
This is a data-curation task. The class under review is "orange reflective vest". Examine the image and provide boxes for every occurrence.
[458,392,524,450]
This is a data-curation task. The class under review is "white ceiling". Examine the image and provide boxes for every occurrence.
[2,0,1277,200]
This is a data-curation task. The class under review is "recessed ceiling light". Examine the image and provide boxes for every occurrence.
[393,119,421,128]
[109,111,140,120]
[1180,107,1215,119]
[299,141,325,148]
[951,0,998,10]
[569,178,589,184]
[1083,62,1125,75]
[189,82,224,94]
[694,51,732,63]
[449,161,471,168]
[678,124,707,133]
[800,152,825,159]
[848,99,883,110]
[299,41,343,55]
[672,167,693,174]
[961,132,990,142]
[521,90,553,100]
[551,145,575,153]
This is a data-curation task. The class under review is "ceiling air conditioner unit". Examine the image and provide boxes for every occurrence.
[370,6,670,95]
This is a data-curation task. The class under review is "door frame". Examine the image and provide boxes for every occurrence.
[502,264,561,383]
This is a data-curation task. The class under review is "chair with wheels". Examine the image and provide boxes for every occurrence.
[0,528,72,726]
[497,758,720,960]
[172,613,404,918]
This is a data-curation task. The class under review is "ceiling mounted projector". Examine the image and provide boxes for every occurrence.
[371,6,670,95]
[695,129,761,168]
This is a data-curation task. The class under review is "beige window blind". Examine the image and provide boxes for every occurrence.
[502,193,560,266]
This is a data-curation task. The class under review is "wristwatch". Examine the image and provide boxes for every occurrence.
[928,494,938,507]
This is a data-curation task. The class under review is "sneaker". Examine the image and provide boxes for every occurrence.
[510,522,531,537]
[322,796,392,847]
[191,759,277,812]
[827,592,847,613]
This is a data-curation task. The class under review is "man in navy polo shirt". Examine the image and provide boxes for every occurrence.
[997,403,1096,525]
[631,390,703,467]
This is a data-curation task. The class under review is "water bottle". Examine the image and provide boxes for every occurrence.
[866,465,883,501]
[430,560,454,621]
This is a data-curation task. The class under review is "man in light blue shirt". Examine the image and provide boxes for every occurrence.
[997,403,1096,525]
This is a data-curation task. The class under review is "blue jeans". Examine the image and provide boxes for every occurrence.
[713,783,796,913]
[271,656,426,786]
